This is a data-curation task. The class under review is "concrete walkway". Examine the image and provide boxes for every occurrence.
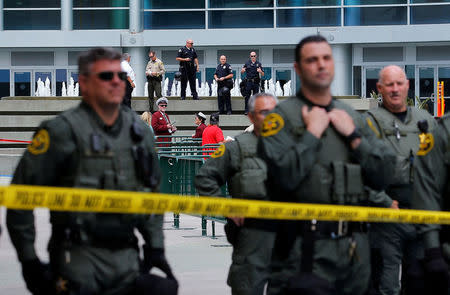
[0,177,232,295]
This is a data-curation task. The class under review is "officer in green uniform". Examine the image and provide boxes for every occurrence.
[365,65,436,295]
[6,48,175,295]
[195,93,278,295]
[413,103,450,293]
[258,35,396,294]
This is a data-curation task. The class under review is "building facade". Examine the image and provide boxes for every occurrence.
[1,0,450,111]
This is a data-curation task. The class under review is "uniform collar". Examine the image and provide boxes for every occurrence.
[80,100,123,136]
[296,90,334,112]
[381,104,412,124]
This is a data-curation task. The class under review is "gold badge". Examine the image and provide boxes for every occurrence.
[261,113,285,137]
[366,118,381,138]
[211,144,226,158]
[55,277,68,293]
[417,133,434,156]
[28,129,50,155]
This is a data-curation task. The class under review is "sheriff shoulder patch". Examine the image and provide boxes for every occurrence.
[261,113,284,137]
[417,133,434,156]
[28,129,50,155]
[211,144,226,158]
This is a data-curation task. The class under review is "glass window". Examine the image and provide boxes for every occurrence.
[74,10,129,29]
[417,46,450,61]
[56,69,67,97]
[278,8,340,27]
[144,0,204,9]
[411,0,450,3]
[4,11,61,30]
[363,47,403,62]
[144,11,205,29]
[68,51,84,66]
[277,0,339,6]
[366,68,381,98]
[35,71,52,95]
[14,72,31,96]
[209,10,273,28]
[273,49,295,64]
[275,69,292,96]
[411,5,450,24]
[74,0,129,7]
[218,50,260,65]
[344,7,406,26]
[345,0,406,4]
[405,65,415,101]
[4,0,59,8]
[210,0,273,8]
[162,50,204,65]
[11,52,54,66]
[0,70,11,98]
[419,67,435,114]
[353,66,361,97]
[263,67,272,80]
[439,67,450,97]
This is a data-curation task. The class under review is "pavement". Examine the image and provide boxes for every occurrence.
[0,176,233,295]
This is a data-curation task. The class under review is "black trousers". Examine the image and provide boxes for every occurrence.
[218,86,232,114]
[122,80,133,108]
[180,68,198,99]
[244,81,260,113]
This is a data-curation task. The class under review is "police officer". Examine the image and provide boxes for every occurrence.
[214,55,234,115]
[121,53,135,108]
[176,39,199,100]
[6,48,176,295]
[366,65,436,295]
[413,102,450,293]
[195,93,278,295]
[241,52,264,115]
[258,35,395,294]
[146,50,166,112]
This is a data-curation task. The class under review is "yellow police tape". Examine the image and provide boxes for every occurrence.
[1,184,450,224]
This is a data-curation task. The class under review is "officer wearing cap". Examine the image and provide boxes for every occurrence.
[258,35,395,294]
[241,52,264,115]
[6,48,176,294]
[215,55,234,115]
[196,93,278,295]
[365,65,436,295]
[176,39,199,100]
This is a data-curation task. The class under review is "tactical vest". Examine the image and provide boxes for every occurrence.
[278,97,366,205]
[367,106,434,207]
[229,132,268,200]
[50,105,156,244]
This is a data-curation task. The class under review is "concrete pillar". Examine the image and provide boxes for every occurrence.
[129,0,142,33]
[331,44,352,96]
[61,0,73,31]
[128,47,146,96]
[0,1,4,31]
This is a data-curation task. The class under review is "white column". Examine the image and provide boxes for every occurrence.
[129,47,146,96]
[129,0,142,33]
[61,0,73,31]
[0,0,4,31]
[331,44,352,96]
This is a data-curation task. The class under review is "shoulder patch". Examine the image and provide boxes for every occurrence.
[261,113,285,137]
[28,129,50,155]
[417,133,434,156]
[211,144,226,158]
[366,117,381,138]
[178,49,182,52]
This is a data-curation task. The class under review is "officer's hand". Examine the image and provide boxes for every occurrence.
[328,109,355,137]
[390,200,399,209]
[172,126,177,132]
[131,82,136,88]
[230,217,245,227]
[142,246,176,280]
[241,68,245,73]
[219,77,224,81]
[257,68,262,73]
[185,58,191,62]
[424,248,449,293]
[21,259,54,295]
[302,106,329,139]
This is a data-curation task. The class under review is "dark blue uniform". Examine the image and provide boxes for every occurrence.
[243,60,263,113]
[215,63,233,114]
[177,46,199,100]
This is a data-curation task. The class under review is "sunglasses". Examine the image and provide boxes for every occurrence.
[159,104,167,107]
[93,71,128,81]
[250,55,256,57]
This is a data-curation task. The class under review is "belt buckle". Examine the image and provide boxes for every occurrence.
[338,220,348,237]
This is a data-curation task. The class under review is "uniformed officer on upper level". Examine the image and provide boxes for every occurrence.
[176,39,199,100]
[214,55,234,115]
[146,50,166,112]
[241,52,264,115]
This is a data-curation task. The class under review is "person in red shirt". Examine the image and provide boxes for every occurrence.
[192,112,207,138]
[151,97,176,147]
[202,112,225,157]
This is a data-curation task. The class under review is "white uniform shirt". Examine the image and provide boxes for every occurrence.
[121,60,136,83]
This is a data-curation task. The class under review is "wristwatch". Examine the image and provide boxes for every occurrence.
[345,128,361,144]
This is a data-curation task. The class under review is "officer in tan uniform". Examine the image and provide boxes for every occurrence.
[146,50,166,112]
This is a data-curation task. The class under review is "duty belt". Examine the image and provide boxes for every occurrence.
[247,78,259,83]
[299,220,368,239]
